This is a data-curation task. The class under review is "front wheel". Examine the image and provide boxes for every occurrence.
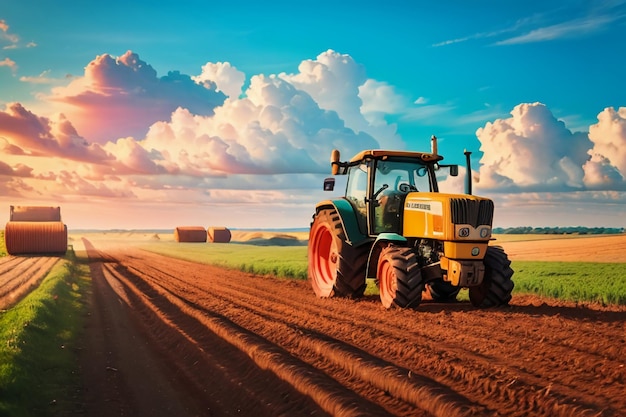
[377,244,424,309]
[469,246,514,307]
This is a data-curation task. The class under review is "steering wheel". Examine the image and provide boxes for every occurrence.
[398,183,417,193]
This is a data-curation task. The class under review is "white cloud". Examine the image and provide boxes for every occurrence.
[192,61,245,99]
[496,14,618,45]
[475,102,592,191]
[47,51,226,143]
[0,57,17,73]
[279,49,405,149]
[583,107,626,188]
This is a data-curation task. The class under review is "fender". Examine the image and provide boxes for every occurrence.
[365,233,408,278]
[314,198,369,246]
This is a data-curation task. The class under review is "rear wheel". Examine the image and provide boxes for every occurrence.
[469,246,514,307]
[377,244,424,309]
[308,208,367,298]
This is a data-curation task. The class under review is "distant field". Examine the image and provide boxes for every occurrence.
[3,230,624,305]
[66,231,622,306]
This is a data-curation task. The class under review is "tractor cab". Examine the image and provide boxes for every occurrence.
[325,137,458,237]
[346,156,435,235]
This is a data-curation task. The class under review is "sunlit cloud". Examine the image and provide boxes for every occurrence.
[19,70,58,84]
[192,61,245,99]
[47,51,227,143]
[475,103,626,192]
[1,49,625,228]
[583,107,626,188]
[0,57,17,73]
[279,49,405,149]
[476,102,591,191]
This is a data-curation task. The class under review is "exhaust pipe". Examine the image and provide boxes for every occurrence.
[464,149,472,195]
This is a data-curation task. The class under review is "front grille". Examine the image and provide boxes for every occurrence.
[450,198,494,227]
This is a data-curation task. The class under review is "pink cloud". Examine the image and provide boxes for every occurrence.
[48,51,226,143]
[0,102,112,163]
[0,57,17,73]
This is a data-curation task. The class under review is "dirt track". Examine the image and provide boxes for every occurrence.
[75,238,626,417]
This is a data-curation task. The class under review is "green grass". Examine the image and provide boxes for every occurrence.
[0,252,90,417]
[512,261,626,305]
[142,241,310,279]
[140,242,626,306]
[0,231,6,257]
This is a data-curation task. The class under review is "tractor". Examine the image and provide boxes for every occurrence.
[307,136,514,308]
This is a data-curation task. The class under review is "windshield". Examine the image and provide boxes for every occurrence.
[373,158,432,194]
[372,158,433,234]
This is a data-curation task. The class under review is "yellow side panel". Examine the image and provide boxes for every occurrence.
[403,193,454,240]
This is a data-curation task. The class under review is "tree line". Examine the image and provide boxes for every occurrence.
[492,226,624,235]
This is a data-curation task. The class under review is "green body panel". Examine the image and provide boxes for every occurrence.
[315,199,369,246]
[365,233,408,278]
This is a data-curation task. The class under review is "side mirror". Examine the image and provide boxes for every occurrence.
[323,177,335,191]
[449,165,459,177]
[330,149,340,175]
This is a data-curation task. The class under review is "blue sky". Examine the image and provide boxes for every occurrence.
[1,0,625,229]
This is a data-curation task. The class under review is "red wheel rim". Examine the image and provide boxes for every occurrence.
[310,223,337,297]
[377,256,396,308]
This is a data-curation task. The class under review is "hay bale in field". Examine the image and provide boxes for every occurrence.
[10,205,61,222]
[4,221,68,255]
[174,226,207,242]
[207,226,231,243]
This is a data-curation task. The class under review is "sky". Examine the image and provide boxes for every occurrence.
[1,0,625,230]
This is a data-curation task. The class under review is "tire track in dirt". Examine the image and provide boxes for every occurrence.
[122,259,481,417]
[0,256,60,310]
[85,239,372,417]
[127,249,624,416]
[81,240,626,417]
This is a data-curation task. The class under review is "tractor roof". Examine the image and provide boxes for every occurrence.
[349,149,443,164]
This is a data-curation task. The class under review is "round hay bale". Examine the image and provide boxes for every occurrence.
[4,221,68,255]
[207,227,231,243]
[174,226,207,243]
[10,205,62,222]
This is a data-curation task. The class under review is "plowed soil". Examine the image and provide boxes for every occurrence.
[75,237,626,417]
[0,255,60,310]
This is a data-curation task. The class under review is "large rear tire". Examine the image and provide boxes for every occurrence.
[308,208,368,298]
[469,246,514,308]
[377,244,424,309]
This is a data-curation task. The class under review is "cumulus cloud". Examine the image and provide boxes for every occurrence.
[1,51,387,204]
[583,107,626,188]
[0,102,112,163]
[476,103,593,191]
[136,72,379,177]
[47,51,226,143]
[6,49,623,228]
[279,50,405,149]
[475,103,626,193]
[192,61,245,99]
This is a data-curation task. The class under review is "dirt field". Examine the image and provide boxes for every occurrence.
[495,234,626,263]
[68,235,626,417]
[0,255,60,310]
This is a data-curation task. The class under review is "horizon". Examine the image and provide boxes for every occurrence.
[1,1,625,229]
